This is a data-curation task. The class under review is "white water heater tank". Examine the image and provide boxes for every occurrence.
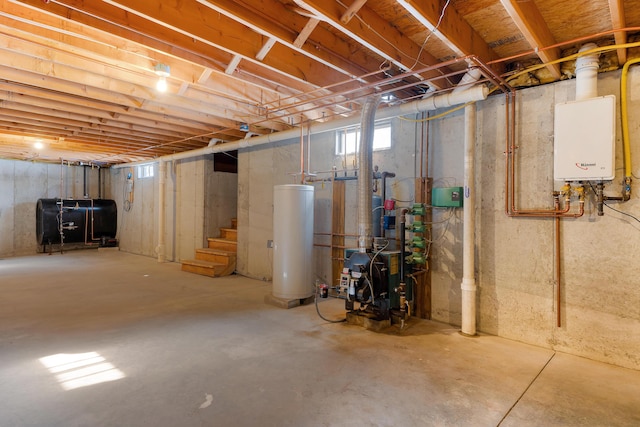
[553,95,616,181]
[272,184,314,300]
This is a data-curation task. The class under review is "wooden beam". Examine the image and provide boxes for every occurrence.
[293,17,319,48]
[255,37,278,61]
[102,0,355,89]
[608,0,627,65]
[293,0,452,88]
[194,0,380,82]
[499,0,562,79]
[225,55,242,75]
[0,61,245,133]
[340,0,368,24]
[11,0,335,99]
[0,11,298,121]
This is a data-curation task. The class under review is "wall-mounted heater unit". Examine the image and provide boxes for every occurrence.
[553,95,616,181]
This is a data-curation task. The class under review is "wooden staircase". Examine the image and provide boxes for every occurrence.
[181,218,237,277]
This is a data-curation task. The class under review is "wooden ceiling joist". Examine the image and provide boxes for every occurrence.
[293,0,453,89]
[11,0,326,120]
[499,0,562,79]
[608,0,627,66]
[395,0,498,64]
[100,0,356,89]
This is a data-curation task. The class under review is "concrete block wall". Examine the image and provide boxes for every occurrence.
[0,160,103,257]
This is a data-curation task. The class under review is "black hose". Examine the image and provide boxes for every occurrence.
[315,285,346,323]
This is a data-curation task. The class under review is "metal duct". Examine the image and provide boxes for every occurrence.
[357,95,382,252]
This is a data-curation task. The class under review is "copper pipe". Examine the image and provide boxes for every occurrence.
[265,66,472,119]
[504,88,585,218]
[299,115,305,184]
[555,202,562,328]
[488,26,640,65]
[260,66,392,109]
[315,243,353,249]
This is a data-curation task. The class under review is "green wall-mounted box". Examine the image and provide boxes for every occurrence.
[432,186,464,207]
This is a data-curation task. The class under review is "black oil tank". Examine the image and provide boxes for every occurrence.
[36,199,117,245]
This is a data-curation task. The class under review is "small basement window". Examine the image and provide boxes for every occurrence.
[335,120,391,155]
[137,163,154,179]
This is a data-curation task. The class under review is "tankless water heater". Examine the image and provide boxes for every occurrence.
[553,95,616,181]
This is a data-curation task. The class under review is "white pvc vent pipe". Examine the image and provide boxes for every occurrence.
[575,43,599,101]
[461,103,477,336]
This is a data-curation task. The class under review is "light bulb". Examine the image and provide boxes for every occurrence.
[156,76,168,92]
[34,141,44,150]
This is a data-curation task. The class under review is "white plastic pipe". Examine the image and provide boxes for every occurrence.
[112,85,489,169]
[453,68,483,94]
[461,103,477,336]
[156,160,166,263]
[575,43,599,101]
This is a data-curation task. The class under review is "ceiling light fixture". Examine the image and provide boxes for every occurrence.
[154,63,170,92]
[34,140,44,150]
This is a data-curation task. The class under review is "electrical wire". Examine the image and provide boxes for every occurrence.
[603,202,640,224]
[368,238,390,305]
[408,0,452,70]
[334,0,451,82]
[425,208,455,243]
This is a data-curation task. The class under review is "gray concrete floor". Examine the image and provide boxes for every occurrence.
[1,250,639,427]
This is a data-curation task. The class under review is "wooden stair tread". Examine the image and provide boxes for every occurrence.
[196,248,236,256]
[207,237,237,244]
[181,259,225,268]
[183,218,238,278]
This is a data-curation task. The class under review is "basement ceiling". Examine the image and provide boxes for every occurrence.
[0,0,638,165]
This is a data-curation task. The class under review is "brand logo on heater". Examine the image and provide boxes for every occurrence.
[576,162,596,170]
